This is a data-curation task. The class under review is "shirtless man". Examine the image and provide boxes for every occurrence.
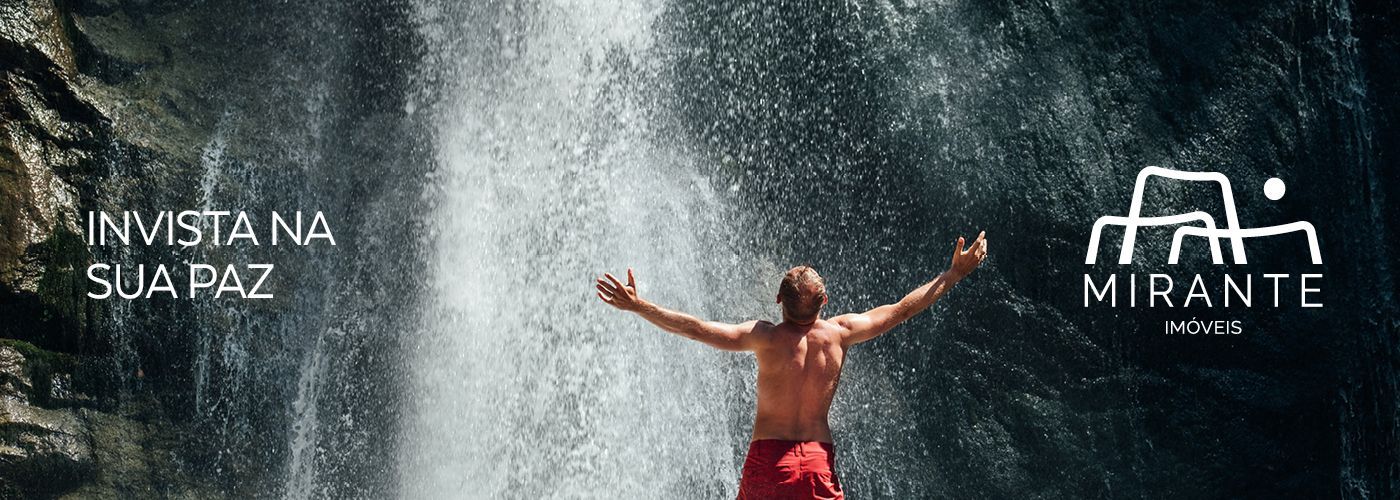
[595,231,988,499]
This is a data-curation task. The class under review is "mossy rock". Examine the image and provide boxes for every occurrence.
[33,226,92,329]
[0,338,81,407]
[0,338,76,373]
[0,226,96,354]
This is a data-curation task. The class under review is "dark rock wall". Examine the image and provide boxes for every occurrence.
[0,0,105,354]
[1,0,427,497]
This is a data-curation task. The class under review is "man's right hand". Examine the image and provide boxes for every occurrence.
[949,231,988,279]
[596,268,641,311]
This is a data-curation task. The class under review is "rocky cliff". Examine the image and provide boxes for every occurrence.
[1,0,426,496]
[0,0,219,496]
[0,340,218,498]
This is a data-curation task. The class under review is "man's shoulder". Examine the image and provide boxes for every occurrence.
[743,320,777,345]
[823,315,862,330]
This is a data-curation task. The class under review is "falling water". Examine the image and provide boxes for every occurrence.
[400,0,766,498]
[57,0,1392,497]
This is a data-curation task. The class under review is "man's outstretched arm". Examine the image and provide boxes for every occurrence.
[836,231,988,347]
[596,269,760,351]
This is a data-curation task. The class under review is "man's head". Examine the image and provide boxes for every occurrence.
[777,266,827,324]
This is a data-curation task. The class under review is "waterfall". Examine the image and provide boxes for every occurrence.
[49,0,1390,497]
[399,0,764,497]
[284,329,326,499]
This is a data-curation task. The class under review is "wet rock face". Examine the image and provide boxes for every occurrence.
[1,0,214,353]
[0,344,94,496]
[0,346,33,397]
[0,0,104,353]
[0,343,216,498]
[0,0,77,75]
[6,0,424,495]
[0,5,212,495]
[0,399,94,495]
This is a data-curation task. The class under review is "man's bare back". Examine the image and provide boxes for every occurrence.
[749,319,846,442]
[595,231,988,445]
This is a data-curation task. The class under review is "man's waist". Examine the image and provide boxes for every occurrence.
[751,415,833,443]
[748,439,835,450]
[744,439,837,472]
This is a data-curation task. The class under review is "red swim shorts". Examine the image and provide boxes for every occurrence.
[737,440,844,500]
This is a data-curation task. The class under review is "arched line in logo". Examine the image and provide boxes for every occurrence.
[1087,166,1248,265]
[1086,212,1223,265]
[1170,222,1322,265]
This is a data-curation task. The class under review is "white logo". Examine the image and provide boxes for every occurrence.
[1086,166,1321,265]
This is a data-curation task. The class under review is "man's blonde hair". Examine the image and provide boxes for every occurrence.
[778,266,826,321]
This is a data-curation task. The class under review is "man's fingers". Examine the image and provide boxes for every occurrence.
[957,236,966,254]
[596,283,616,297]
[626,268,636,288]
[597,291,614,304]
[596,278,617,294]
[604,273,627,293]
[978,230,986,241]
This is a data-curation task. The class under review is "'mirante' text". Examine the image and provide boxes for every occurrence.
[1083,273,1323,308]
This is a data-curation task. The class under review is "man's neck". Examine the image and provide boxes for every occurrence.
[782,315,820,327]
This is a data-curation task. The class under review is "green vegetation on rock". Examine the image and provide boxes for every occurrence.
[32,227,93,343]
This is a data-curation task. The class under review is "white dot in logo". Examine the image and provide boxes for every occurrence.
[1264,177,1286,200]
